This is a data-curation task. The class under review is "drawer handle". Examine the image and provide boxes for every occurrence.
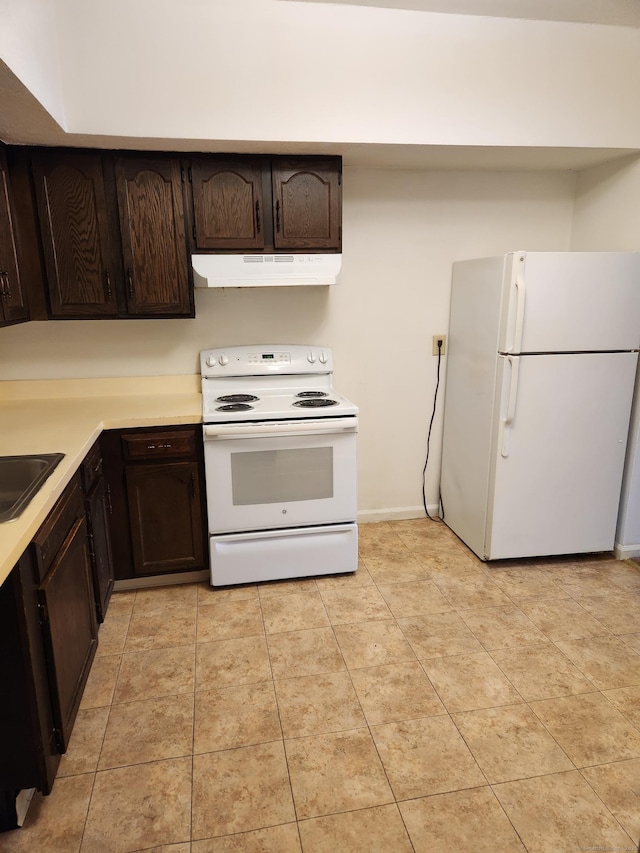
[146,443,173,450]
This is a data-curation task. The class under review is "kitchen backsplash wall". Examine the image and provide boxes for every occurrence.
[0,166,577,516]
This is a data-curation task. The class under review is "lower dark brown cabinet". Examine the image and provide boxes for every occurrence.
[81,439,114,622]
[102,425,208,580]
[0,473,98,828]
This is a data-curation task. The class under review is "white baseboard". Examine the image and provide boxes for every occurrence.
[113,569,209,591]
[357,505,440,524]
[614,542,640,560]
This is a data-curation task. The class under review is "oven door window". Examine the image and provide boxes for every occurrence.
[231,447,333,505]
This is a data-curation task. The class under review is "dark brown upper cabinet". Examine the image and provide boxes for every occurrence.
[190,155,342,253]
[115,156,192,317]
[0,149,29,326]
[191,157,265,251]
[32,151,120,318]
[272,158,341,250]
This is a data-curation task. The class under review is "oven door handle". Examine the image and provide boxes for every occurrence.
[203,417,358,439]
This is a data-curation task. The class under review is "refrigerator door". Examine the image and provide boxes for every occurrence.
[485,351,638,559]
[499,252,640,354]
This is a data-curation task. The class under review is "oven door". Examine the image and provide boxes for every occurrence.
[203,417,358,533]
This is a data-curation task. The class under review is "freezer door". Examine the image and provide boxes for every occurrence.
[486,351,638,559]
[499,252,640,354]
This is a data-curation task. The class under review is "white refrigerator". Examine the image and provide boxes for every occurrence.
[440,251,640,560]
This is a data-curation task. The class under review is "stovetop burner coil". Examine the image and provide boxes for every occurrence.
[296,391,328,398]
[292,398,338,408]
[216,394,259,403]
[216,403,255,412]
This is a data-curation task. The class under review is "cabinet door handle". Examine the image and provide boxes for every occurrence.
[105,269,112,298]
[5,273,10,300]
[106,484,113,515]
[275,200,281,233]
[255,200,261,234]
[191,471,196,499]
[127,268,134,297]
[0,270,7,297]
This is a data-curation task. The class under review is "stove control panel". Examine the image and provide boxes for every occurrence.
[201,345,333,377]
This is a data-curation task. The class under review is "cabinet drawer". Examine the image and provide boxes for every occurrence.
[121,430,196,461]
[32,475,84,582]
[81,440,103,493]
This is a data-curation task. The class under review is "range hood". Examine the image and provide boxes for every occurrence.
[192,254,342,288]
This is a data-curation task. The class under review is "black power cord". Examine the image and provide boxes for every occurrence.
[422,338,445,521]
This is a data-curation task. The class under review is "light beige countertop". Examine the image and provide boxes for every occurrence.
[0,375,202,586]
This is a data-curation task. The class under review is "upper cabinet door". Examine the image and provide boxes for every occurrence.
[0,153,28,325]
[191,157,265,250]
[115,157,192,317]
[271,158,342,250]
[32,153,119,318]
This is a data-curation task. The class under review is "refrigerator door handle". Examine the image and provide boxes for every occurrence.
[506,257,526,354]
[501,355,520,458]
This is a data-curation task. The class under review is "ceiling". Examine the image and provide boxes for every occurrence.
[292,0,640,28]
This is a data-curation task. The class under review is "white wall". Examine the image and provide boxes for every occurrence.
[0,0,65,124]
[48,0,640,149]
[0,166,577,516]
[571,154,640,556]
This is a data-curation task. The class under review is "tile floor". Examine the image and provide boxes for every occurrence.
[3,519,640,852]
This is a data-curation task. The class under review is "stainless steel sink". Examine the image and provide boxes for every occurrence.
[0,453,65,522]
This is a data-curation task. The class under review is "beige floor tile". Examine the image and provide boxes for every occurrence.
[98,694,194,769]
[350,660,445,724]
[0,773,94,853]
[298,804,413,852]
[376,579,453,617]
[192,823,301,851]
[194,681,281,753]
[95,613,130,657]
[318,585,392,624]
[79,653,121,710]
[104,590,136,617]
[196,636,271,689]
[57,706,110,777]
[575,592,640,635]
[422,651,522,712]
[530,691,640,767]
[554,567,630,599]
[483,566,567,600]
[140,845,192,853]
[581,758,640,843]
[315,563,374,589]
[285,728,393,819]
[260,590,330,633]
[397,611,484,659]
[430,573,513,610]
[333,619,416,669]
[390,517,453,543]
[460,605,549,650]
[399,787,527,853]
[274,671,365,737]
[365,554,431,584]
[517,597,610,641]
[267,627,345,679]
[198,582,259,604]
[491,642,595,700]
[81,757,191,852]
[192,742,295,838]
[133,583,198,613]
[619,631,640,653]
[370,715,486,799]
[124,608,197,651]
[555,635,640,690]
[257,578,319,598]
[493,770,633,853]
[114,645,195,703]
[196,598,264,642]
[419,548,486,577]
[452,703,573,783]
[603,684,640,728]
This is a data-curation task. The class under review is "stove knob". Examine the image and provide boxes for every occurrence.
[206,355,217,367]
[319,352,328,364]
[307,351,317,364]
[219,354,229,366]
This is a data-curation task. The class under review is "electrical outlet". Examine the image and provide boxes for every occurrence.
[432,335,446,356]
